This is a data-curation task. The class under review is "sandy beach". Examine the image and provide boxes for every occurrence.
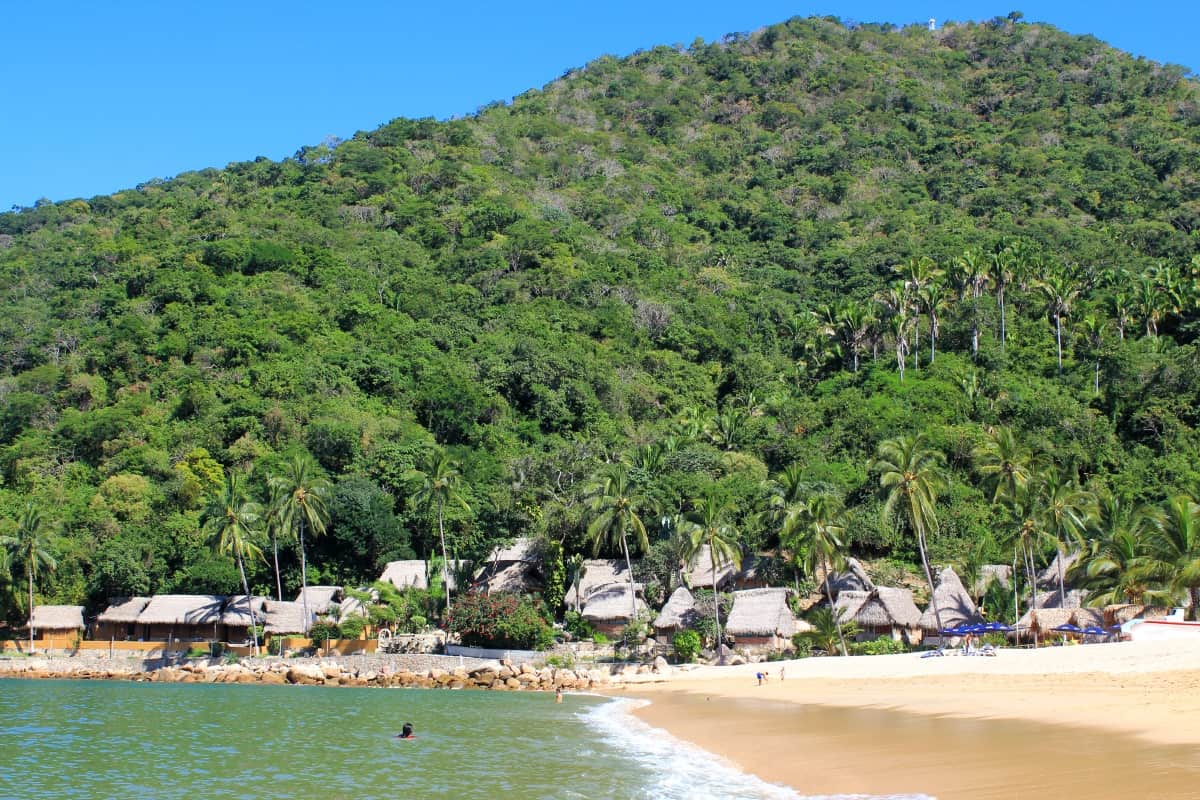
[618,639,1200,799]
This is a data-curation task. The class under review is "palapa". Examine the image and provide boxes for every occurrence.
[264,601,310,635]
[1037,551,1081,589]
[294,586,341,614]
[1072,608,1105,629]
[379,560,430,590]
[1103,604,1172,627]
[919,567,983,632]
[684,544,738,590]
[30,605,85,631]
[96,597,151,624]
[853,587,922,631]
[568,559,638,605]
[220,595,266,626]
[486,536,540,564]
[832,590,869,623]
[137,595,225,626]
[823,557,874,598]
[474,561,543,594]
[653,586,698,632]
[725,588,797,640]
[581,583,647,623]
[974,564,1013,597]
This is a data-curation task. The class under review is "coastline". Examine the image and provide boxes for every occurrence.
[616,639,1200,799]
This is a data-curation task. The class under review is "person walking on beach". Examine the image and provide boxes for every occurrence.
[779,666,785,681]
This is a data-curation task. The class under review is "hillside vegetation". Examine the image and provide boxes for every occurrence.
[1,14,1200,622]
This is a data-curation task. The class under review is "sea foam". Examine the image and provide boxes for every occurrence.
[580,697,934,800]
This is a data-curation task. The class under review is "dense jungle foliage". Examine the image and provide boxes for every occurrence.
[2,13,1200,624]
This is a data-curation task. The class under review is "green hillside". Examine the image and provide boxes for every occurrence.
[2,14,1199,622]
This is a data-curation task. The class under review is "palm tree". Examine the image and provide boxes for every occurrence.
[951,248,990,358]
[973,426,1033,505]
[1136,275,1163,337]
[1036,469,1095,609]
[1038,270,1080,375]
[262,480,290,601]
[1079,314,1107,396]
[584,463,650,619]
[679,492,742,662]
[271,455,330,635]
[900,256,938,368]
[1076,496,1158,607]
[202,471,264,656]
[1108,291,1134,342]
[1143,494,1200,619]
[888,314,910,382]
[566,554,587,613]
[836,301,875,372]
[875,435,945,633]
[800,607,859,655]
[919,282,949,365]
[1,505,57,653]
[781,495,849,655]
[408,449,470,620]
[991,244,1018,348]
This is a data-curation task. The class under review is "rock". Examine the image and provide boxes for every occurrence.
[652,656,672,677]
[498,667,514,680]
[321,665,341,681]
[729,654,747,666]
[259,671,286,685]
[505,677,520,689]
[519,662,535,675]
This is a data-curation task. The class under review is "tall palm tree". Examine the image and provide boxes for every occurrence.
[888,314,910,382]
[973,426,1033,505]
[1136,275,1163,337]
[1038,270,1080,375]
[408,449,470,620]
[875,435,945,633]
[1075,496,1158,607]
[836,301,875,373]
[1108,291,1134,342]
[584,463,650,619]
[262,480,290,601]
[991,244,1019,348]
[919,282,949,365]
[1144,495,1200,619]
[1079,314,1107,396]
[202,471,264,656]
[781,495,849,655]
[679,492,742,662]
[900,257,938,368]
[1036,469,1095,608]
[271,455,330,635]
[951,248,990,358]
[1,505,57,653]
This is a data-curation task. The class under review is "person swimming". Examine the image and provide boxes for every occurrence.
[396,723,415,739]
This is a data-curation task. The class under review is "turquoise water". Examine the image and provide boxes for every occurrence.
[0,679,919,799]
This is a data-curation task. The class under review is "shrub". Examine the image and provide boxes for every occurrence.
[307,620,340,643]
[448,593,555,650]
[563,610,595,639]
[850,637,908,656]
[672,629,702,662]
[592,632,610,645]
[545,653,576,669]
[338,616,367,639]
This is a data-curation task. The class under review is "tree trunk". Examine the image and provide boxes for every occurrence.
[710,542,726,664]
[1025,545,1038,647]
[28,568,35,654]
[1012,547,1021,646]
[824,553,848,656]
[438,498,452,620]
[1056,544,1067,610]
[1055,314,1063,375]
[238,554,259,656]
[917,529,943,638]
[971,320,979,359]
[913,318,920,369]
[1094,361,1100,396]
[621,533,637,624]
[1191,587,1199,622]
[999,288,1006,346]
[299,517,309,636]
[272,533,282,602]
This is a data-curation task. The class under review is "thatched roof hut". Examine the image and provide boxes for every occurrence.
[1023,607,1077,638]
[919,568,983,633]
[97,597,151,624]
[684,544,738,589]
[581,584,648,634]
[486,537,540,564]
[264,601,309,635]
[379,560,464,591]
[474,561,543,595]
[295,586,341,614]
[1103,604,1172,626]
[833,590,869,622]
[853,587,922,631]
[220,596,266,627]
[726,588,797,645]
[30,605,85,633]
[733,554,775,589]
[136,595,225,639]
[1037,551,1081,589]
[974,564,1012,597]
[653,586,698,634]
[823,557,874,598]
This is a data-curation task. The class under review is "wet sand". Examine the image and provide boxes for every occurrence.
[620,640,1200,799]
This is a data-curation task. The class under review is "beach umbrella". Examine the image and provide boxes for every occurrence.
[939,625,971,635]
[1081,626,1108,636]
[1051,623,1082,633]
[975,621,1014,633]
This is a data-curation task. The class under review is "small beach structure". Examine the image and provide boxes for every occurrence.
[684,544,738,590]
[220,595,266,643]
[581,583,648,635]
[726,587,797,649]
[653,586,698,640]
[1103,604,1172,627]
[295,586,342,615]
[136,595,225,641]
[379,560,463,592]
[263,601,310,636]
[564,559,641,612]
[974,564,1013,598]
[474,537,541,594]
[919,568,983,640]
[29,605,85,642]
[844,587,923,643]
[823,557,874,599]
[94,597,151,640]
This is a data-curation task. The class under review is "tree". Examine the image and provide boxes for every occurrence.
[973,426,1032,505]
[835,301,875,372]
[991,245,1017,348]
[584,463,650,619]
[888,313,910,382]
[202,471,264,655]
[1038,270,1080,375]
[1078,313,1107,396]
[679,491,742,662]
[951,248,990,358]
[1,505,57,653]
[919,282,949,365]
[800,607,859,655]
[271,455,330,635]
[1035,468,1094,608]
[781,494,848,655]
[875,435,945,633]
[1144,495,1200,620]
[1075,495,1158,607]
[407,449,470,621]
[262,480,289,601]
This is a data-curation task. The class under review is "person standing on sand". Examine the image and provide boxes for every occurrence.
[756,671,763,685]
[780,666,785,681]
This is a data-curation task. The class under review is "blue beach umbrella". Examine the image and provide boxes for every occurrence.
[1081,626,1108,636]
[1052,623,1082,633]
[975,621,1015,633]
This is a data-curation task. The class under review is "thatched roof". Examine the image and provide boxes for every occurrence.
[833,590,869,622]
[853,587,921,629]
[685,544,738,589]
[654,586,697,631]
[295,586,341,613]
[1037,551,1081,589]
[581,584,647,623]
[137,595,225,626]
[1072,608,1105,629]
[97,597,150,624]
[1104,604,1172,626]
[919,568,983,632]
[974,564,1012,596]
[823,557,874,598]
[726,588,796,638]
[486,536,540,564]
[1025,608,1076,633]
[571,559,639,603]
[220,596,266,626]
[1031,589,1088,610]
[31,605,84,630]
[337,595,370,620]
[264,601,309,635]
[378,560,464,592]
[474,561,543,594]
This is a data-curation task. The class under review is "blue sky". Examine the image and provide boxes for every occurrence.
[1,1,1195,210]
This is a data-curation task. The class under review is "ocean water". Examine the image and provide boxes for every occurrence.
[0,679,925,799]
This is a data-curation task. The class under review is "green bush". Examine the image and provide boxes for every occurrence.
[307,620,340,643]
[849,637,909,656]
[592,632,610,645]
[790,636,813,659]
[672,629,702,662]
[338,616,367,639]
[563,610,595,640]
[448,593,555,650]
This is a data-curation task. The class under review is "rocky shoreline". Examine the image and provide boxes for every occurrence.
[0,652,676,690]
